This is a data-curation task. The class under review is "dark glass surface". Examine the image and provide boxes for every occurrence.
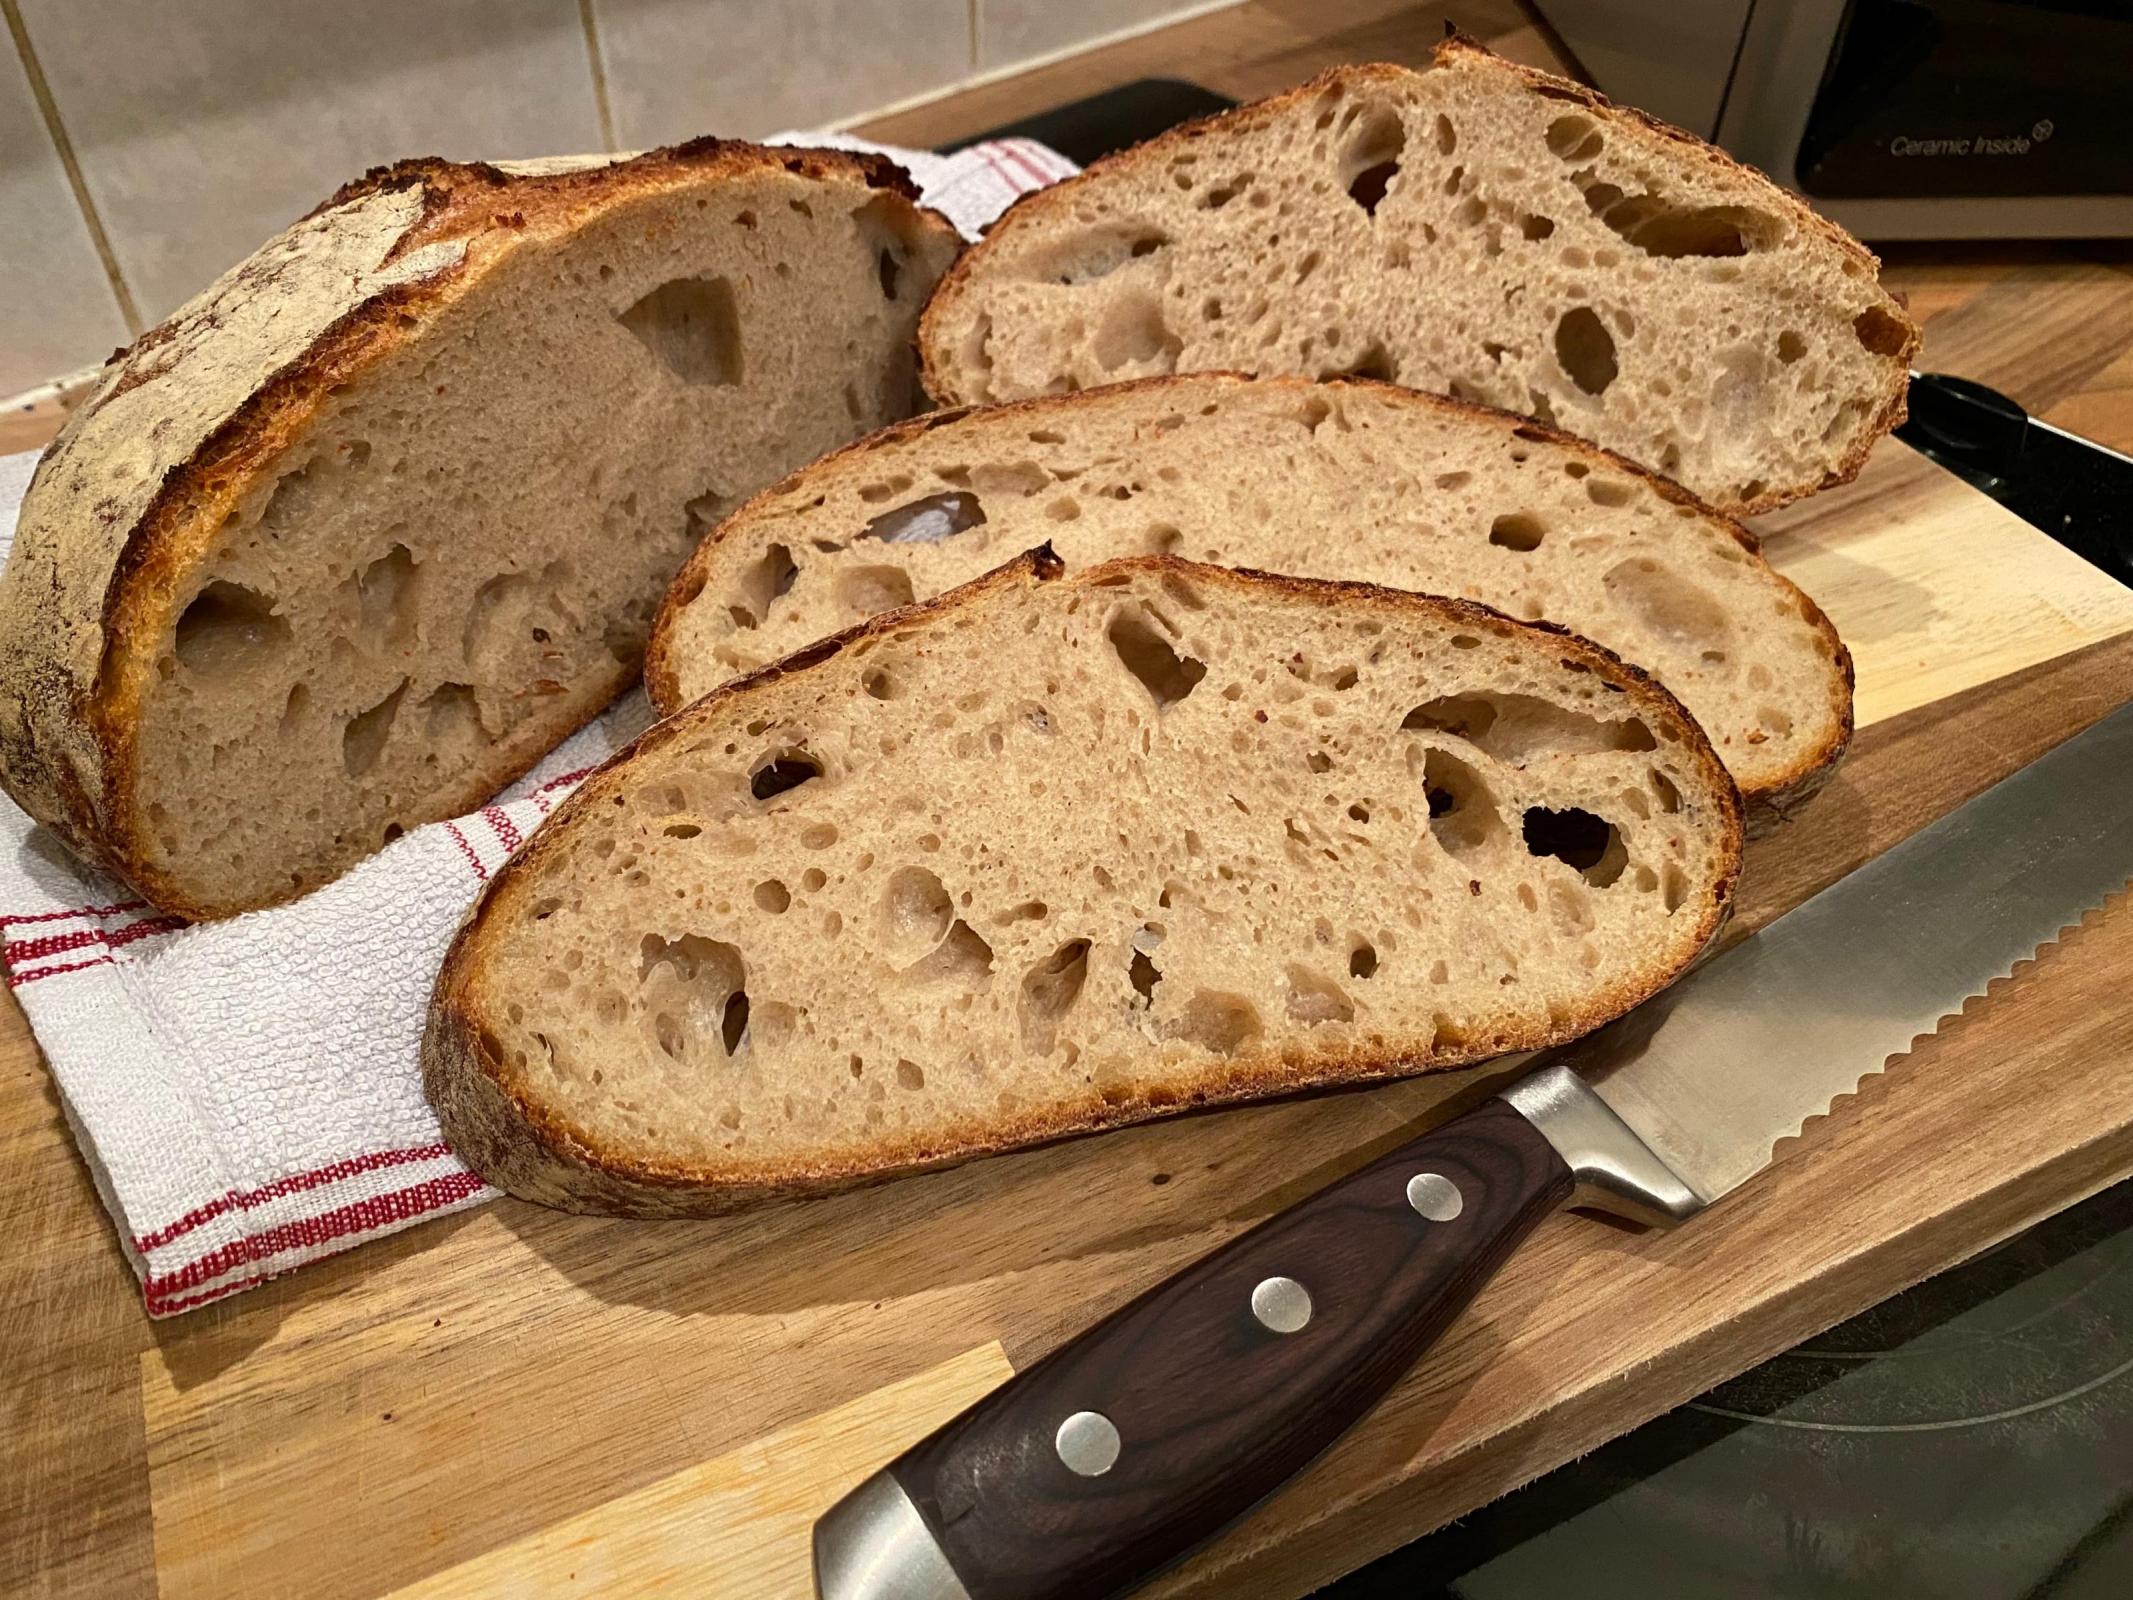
[1320,1178,2133,1598]
[1796,0,2133,200]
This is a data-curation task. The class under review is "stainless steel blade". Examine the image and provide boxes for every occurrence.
[1575,700,2133,1204]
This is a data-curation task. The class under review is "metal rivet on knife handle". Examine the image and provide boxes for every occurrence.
[1406,1171,1463,1221]
[1055,1410,1121,1477]
[1250,1275,1312,1333]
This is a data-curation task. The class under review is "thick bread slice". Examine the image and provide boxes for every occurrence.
[0,142,959,919]
[429,550,1742,1216]
[918,38,1919,514]
[646,374,1851,826]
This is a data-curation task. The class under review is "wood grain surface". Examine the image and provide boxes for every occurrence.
[5,4,2133,1598]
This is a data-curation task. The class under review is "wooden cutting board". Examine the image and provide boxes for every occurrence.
[85,439,2130,1600]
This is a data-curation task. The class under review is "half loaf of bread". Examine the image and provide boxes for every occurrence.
[647,374,1850,825]
[0,142,959,919]
[429,549,1742,1216]
[919,37,1918,514]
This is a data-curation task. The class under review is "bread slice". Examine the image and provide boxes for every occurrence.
[0,142,960,919]
[646,374,1851,827]
[428,549,1743,1216]
[918,37,1918,515]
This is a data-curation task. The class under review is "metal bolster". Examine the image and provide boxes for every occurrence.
[814,1469,972,1600]
[1499,1064,1707,1228]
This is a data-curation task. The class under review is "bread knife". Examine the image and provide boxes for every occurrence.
[813,700,2133,1600]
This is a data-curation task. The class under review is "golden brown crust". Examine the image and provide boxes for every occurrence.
[914,38,1919,517]
[0,139,958,922]
[643,370,1854,817]
[441,550,1745,1217]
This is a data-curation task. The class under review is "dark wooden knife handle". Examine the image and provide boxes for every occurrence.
[886,1098,1573,1600]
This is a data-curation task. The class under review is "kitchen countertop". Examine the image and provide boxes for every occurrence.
[4,3,2131,1595]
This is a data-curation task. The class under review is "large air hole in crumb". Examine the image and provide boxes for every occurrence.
[1336,342,1397,382]
[463,559,571,675]
[1523,806,1627,886]
[877,866,953,964]
[1036,225,1171,284]
[1349,940,1378,979]
[1285,966,1355,1026]
[1172,991,1262,1055]
[618,275,742,385]
[1403,692,1654,762]
[1489,512,1546,552]
[174,581,291,681]
[1092,286,1183,371]
[835,565,917,617]
[1129,942,1162,1006]
[903,920,994,989]
[341,679,408,777]
[1852,305,1911,358]
[1545,114,1605,162]
[1108,606,1206,708]
[1420,747,1501,859]
[864,491,986,545]
[726,543,797,630]
[684,487,732,546]
[1575,174,1786,260]
[1339,101,1406,216]
[637,933,749,1065]
[1019,938,1091,1055]
[422,682,483,744]
[1555,307,1618,395]
[749,748,821,801]
[1604,557,1730,651]
[353,543,419,644]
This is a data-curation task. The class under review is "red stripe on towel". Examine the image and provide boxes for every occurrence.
[9,955,114,988]
[0,899,148,928]
[134,1143,457,1252]
[482,806,523,853]
[146,1272,270,1315]
[144,1170,488,1298]
[444,820,486,879]
[5,915,182,964]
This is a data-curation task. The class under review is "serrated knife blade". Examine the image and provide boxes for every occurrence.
[817,701,2133,1600]
[1571,698,2133,1205]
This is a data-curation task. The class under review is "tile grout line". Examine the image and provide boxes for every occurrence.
[575,0,620,152]
[967,0,980,70]
[2,0,143,334]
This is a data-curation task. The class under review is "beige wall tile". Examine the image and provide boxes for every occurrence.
[17,0,606,324]
[977,0,1214,71]
[592,0,969,147]
[0,41,129,395]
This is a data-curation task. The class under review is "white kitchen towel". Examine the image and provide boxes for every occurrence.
[0,135,1076,1317]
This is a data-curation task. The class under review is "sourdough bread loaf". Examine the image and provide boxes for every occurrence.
[429,550,1742,1216]
[918,38,1918,514]
[0,142,959,919]
[647,374,1851,825]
